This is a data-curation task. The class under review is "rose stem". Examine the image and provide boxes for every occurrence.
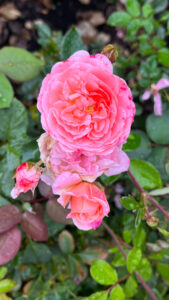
[28,197,48,204]
[102,222,158,300]
[128,170,169,221]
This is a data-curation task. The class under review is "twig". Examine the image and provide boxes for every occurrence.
[28,197,48,204]
[102,222,158,300]
[107,274,130,292]
[128,170,169,221]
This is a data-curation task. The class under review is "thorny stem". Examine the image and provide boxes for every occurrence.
[102,222,158,300]
[128,169,169,221]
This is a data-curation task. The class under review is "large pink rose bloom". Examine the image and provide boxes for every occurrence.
[11,162,42,199]
[38,133,130,194]
[37,50,135,155]
[58,182,110,230]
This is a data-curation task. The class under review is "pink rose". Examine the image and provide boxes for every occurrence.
[38,133,130,194]
[37,50,135,155]
[58,182,110,230]
[11,162,42,199]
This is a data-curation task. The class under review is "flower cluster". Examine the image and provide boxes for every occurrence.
[11,50,135,230]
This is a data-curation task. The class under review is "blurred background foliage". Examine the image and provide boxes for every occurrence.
[0,0,169,299]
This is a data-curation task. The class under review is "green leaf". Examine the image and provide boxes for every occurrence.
[135,208,144,229]
[44,213,65,237]
[149,187,169,196]
[158,227,169,237]
[36,23,52,47]
[136,258,152,281]
[158,48,169,67]
[0,195,10,206]
[123,133,141,152]
[140,56,161,80]
[127,19,141,36]
[120,195,139,210]
[146,112,169,145]
[152,0,168,13]
[0,158,15,197]
[129,159,162,189]
[0,279,16,293]
[0,47,44,82]
[61,27,87,60]
[126,0,140,17]
[123,230,132,244]
[157,263,169,282]
[133,226,146,249]
[85,291,108,300]
[107,12,131,27]
[100,174,120,186]
[58,230,75,254]
[152,36,166,49]
[124,276,138,298]
[112,251,129,267]
[148,147,168,182]
[0,267,7,280]
[21,140,40,162]
[90,260,118,286]
[160,11,169,21]
[127,248,142,273]
[166,158,169,176]
[143,20,154,34]
[22,243,52,264]
[109,285,125,300]
[0,72,13,108]
[0,98,28,150]
[139,38,154,56]
[128,130,151,160]
[142,4,154,18]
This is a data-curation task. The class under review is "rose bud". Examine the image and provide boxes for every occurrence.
[11,162,42,199]
[58,182,110,231]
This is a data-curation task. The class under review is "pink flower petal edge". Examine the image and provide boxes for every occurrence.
[154,93,162,116]
[156,78,169,91]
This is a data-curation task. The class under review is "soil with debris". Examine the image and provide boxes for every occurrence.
[0,0,120,51]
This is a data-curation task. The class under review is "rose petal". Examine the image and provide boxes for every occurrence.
[142,90,151,100]
[156,78,169,91]
[154,93,162,116]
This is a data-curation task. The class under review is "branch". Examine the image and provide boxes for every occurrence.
[102,222,158,300]
[128,170,169,221]
[28,197,48,204]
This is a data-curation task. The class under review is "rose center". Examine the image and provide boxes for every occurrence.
[86,105,95,114]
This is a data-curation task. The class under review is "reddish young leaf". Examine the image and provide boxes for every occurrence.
[0,227,21,265]
[21,211,48,241]
[33,203,44,218]
[0,205,22,234]
[46,198,72,225]
[38,180,53,198]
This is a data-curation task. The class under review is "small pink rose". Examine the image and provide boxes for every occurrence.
[11,162,42,199]
[58,182,110,230]
[37,50,135,155]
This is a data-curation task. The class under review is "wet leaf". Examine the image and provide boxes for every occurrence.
[0,227,21,265]
[21,211,48,242]
[90,260,118,285]
[46,198,72,225]
[0,205,22,234]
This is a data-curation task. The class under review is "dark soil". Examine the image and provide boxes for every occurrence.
[0,0,117,51]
